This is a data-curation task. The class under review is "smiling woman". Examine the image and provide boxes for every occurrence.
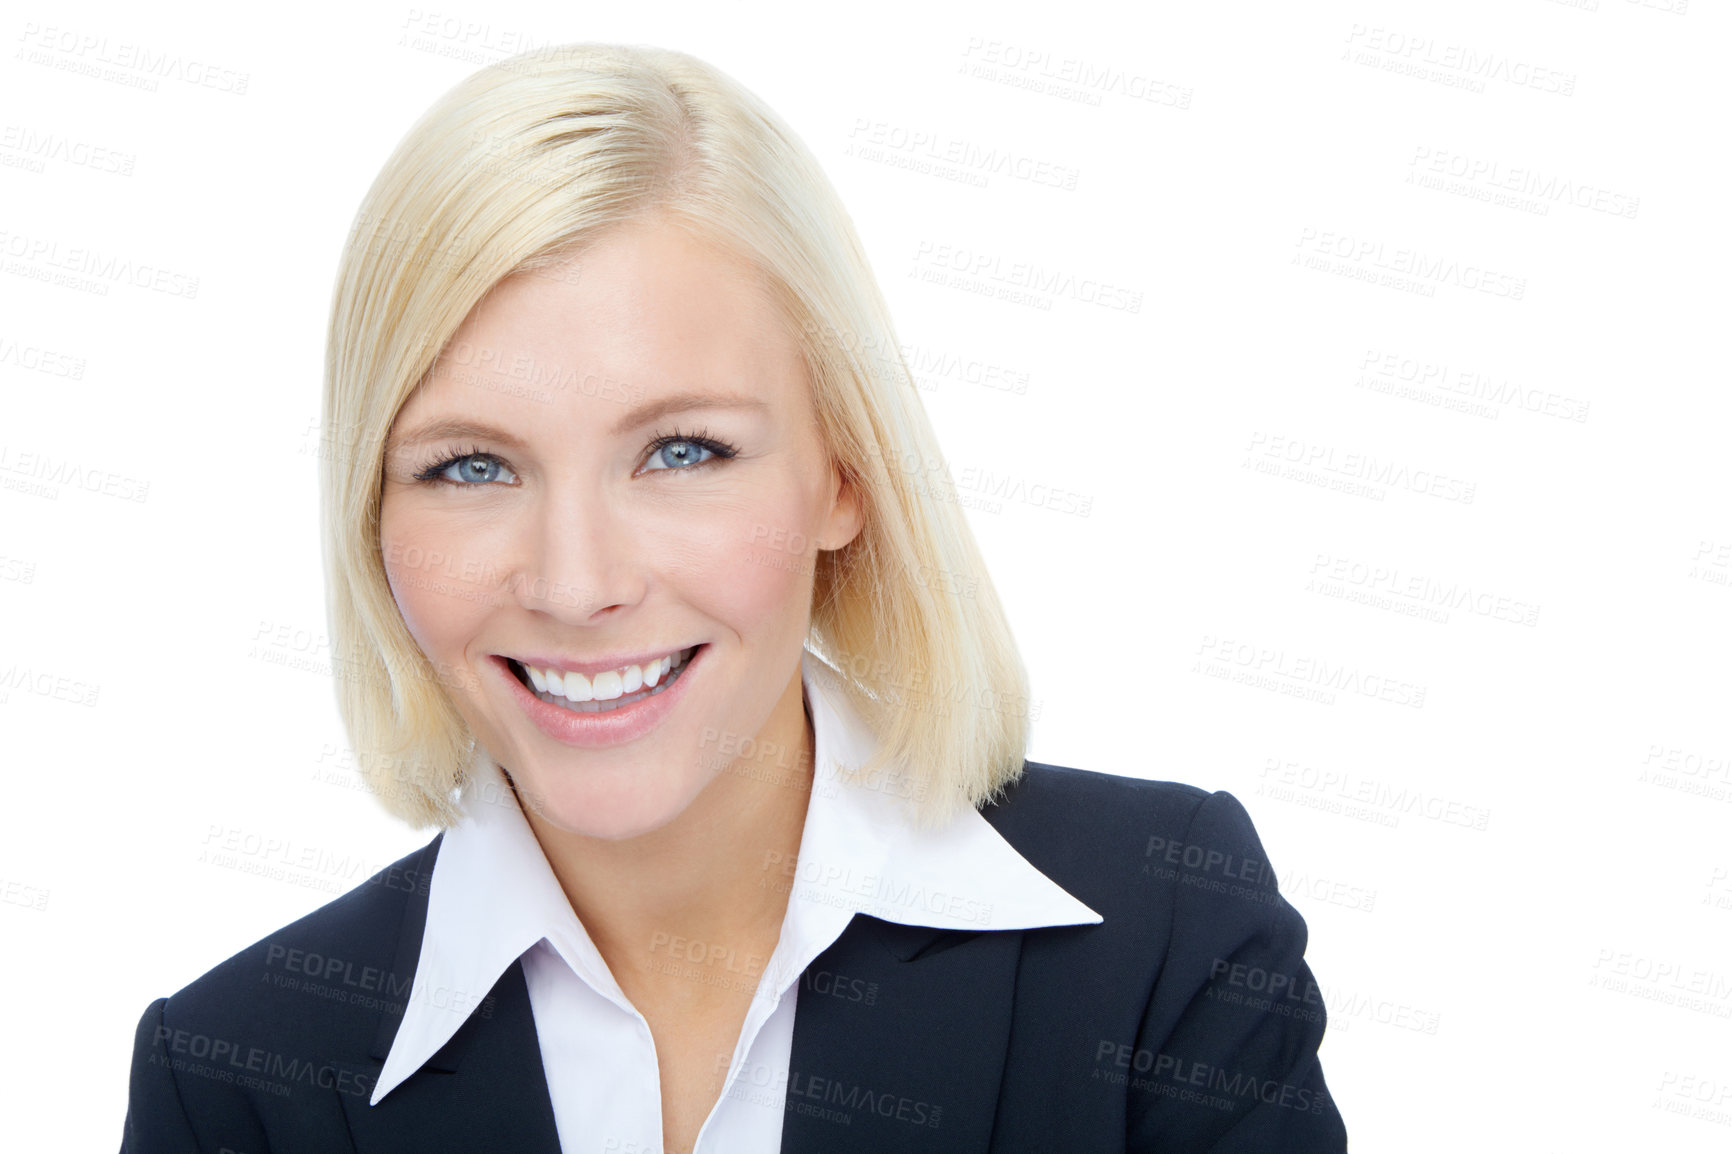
[120,42,1346,1154]
[375,221,860,843]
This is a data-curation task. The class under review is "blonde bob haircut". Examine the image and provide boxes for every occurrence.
[322,42,1031,831]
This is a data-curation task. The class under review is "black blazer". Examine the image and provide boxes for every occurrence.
[121,762,1348,1152]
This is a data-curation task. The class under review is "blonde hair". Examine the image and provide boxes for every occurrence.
[322,42,1031,829]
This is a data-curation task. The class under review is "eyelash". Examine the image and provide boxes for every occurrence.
[644,426,742,472]
[410,427,742,486]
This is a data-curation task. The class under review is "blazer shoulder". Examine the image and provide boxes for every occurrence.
[123,835,447,1151]
[1002,759,1213,809]
[151,832,443,1050]
[980,761,1277,928]
[983,758,1216,851]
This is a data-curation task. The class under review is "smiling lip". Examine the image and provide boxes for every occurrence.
[508,647,690,678]
[493,645,705,749]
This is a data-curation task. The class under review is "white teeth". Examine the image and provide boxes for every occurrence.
[517,649,692,702]
[521,647,695,714]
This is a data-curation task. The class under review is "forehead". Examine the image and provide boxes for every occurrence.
[467,220,790,375]
[394,219,807,434]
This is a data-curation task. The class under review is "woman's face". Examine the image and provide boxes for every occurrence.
[378,217,862,840]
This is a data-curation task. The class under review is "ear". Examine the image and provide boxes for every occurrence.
[818,461,865,553]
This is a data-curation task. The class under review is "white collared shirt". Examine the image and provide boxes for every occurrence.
[371,648,1102,1152]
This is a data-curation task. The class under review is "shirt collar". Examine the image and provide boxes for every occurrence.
[789,650,1101,933]
[371,647,1100,1105]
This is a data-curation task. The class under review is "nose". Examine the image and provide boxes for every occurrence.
[508,484,647,624]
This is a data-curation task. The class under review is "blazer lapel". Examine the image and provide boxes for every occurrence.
[325,841,1022,1153]
[781,915,1024,1154]
[326,832,562,1153]
[331,957,563,1153]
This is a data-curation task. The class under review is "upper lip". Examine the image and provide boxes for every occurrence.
[503,645,697,677]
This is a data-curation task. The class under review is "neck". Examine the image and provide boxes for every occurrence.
[516,668,816,981]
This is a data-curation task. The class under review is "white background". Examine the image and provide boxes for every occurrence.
[2,0,1729,1150]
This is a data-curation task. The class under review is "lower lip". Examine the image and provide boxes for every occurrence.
[495,646,705,749]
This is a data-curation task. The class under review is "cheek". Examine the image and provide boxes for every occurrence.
[656,490,822,627]
[378,503,488,661]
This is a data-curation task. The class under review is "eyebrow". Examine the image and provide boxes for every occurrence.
[388,392,770,451]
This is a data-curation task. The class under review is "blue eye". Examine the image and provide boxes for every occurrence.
[643,432,740,473]
[408,430,739,486]
[645,439,714,471]
[415,451,518,486]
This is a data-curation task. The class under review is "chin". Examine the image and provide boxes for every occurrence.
[517,770,707,843]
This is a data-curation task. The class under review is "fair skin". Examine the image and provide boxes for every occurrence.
[377,215,863,1154]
